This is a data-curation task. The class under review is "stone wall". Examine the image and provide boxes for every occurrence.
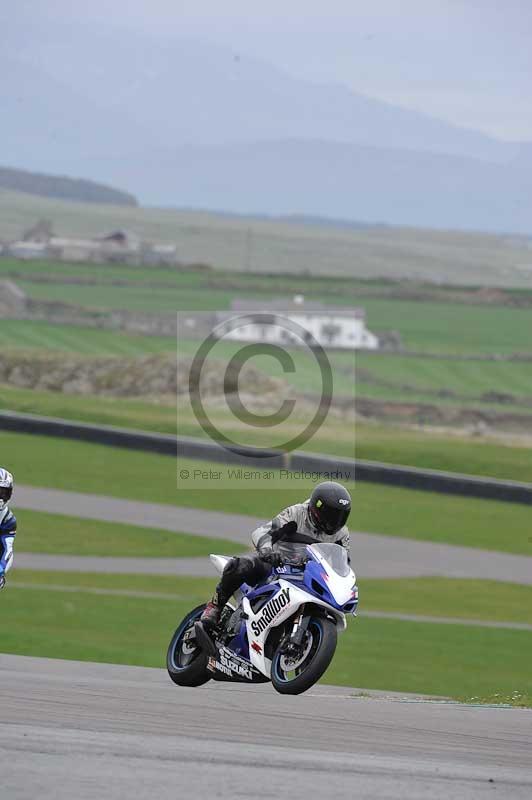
[0,282,208,338]
[0,352,286,398]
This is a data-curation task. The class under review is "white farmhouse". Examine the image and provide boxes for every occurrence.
[217,297,379,350]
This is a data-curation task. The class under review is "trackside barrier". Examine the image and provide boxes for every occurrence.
[1,410,531,505]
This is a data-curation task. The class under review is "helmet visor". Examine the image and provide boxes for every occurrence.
[0,487,12,503]
[315,505,350,535]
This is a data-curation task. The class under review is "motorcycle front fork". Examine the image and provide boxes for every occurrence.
[282,610,311,654]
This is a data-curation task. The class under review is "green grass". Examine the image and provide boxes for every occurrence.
[0,320,174,355]
[15,510,242,557]
[0,383,177,432]
[356,351,532,404]
[179,336,532,407]
[0,259,211,286]
[456,690,531,708]
[176,337,359,398]
[9,571,215,594]
[2,572,531,700]
[332,617,532,698]
[10,572,532,626]
[353,421,532,481]
[3,321,532,423]
[6,257,532,302]
[3,430,532,555]
[177,337,532,413]
[13,279,532,356]
[360,578,532,625]
[172,456,532,556]
[3,383,532,484]
[359,298,532,354]
[17,280,238,313]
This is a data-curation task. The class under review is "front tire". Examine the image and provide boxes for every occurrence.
[271,616,337,695]
[166,604,211,687]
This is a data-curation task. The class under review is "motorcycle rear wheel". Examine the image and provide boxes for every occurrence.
[271,616,337,695]
[167,604,211,687]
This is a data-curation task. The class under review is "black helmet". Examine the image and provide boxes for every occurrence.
[309,481,351,535]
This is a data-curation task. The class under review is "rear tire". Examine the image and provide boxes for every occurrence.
[166,604,211,687]
[271,616,337,695]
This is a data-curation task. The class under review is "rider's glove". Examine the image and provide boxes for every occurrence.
[0,573,5,590]
[260,550,284,568]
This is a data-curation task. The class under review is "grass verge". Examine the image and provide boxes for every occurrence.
[3,431,532,555]
[15,510,242,557]
[2,572,531,701]
[359,578,532,625]
[9,572,532,626]
[455,691,531,708]
[4,383,532,484]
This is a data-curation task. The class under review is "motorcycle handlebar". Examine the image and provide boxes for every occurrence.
[278,556,309,569]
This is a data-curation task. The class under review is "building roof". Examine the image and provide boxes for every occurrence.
[97,229,141,247]
[230,298,365,319]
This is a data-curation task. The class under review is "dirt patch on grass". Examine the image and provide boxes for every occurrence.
[354,396,532,435]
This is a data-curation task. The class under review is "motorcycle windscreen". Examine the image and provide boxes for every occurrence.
[308,543,351,577]
[275,540,312,564]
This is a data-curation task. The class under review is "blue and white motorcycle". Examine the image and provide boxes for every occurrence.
[166,542,358,695]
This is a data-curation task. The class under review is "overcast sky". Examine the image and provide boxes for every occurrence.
[5,0,532,141]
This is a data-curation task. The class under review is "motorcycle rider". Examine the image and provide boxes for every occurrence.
[0,469,16,590]
[200,481,352,628]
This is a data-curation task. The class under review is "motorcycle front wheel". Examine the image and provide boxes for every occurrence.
[271,616,337,695]
[166,604,211,687]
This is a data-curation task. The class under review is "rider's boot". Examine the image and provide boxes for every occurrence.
[200,587,225,628]
[200,558,243,629]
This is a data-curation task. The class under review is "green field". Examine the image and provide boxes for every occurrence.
[15,510,241,557]
[3,383,532,483]
[11,274,532,356]
[362,578,532,625]
[4,255,532,307]
[177,337,532,408]
[356,351,532,402]
[0,320,174,355]
[3,431,531,555]
[10,571,532,626]
[359,298,532,354]
[3,187,531,287]
[3,249,532,440]
[17,280,238,313]
[0,258,212,285]
[2,571,531,700]
[3,321,532,422]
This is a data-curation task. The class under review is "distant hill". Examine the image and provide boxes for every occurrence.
[0,166,138,207]
[101,139,532,235]
[2,31,532,233]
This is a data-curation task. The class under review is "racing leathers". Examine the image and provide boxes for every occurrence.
[201,499,350,624]
[251,500,350,559]
[0,504,17,589]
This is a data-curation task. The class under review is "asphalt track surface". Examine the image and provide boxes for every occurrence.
[1,655,531,800]
[15,485,532,583]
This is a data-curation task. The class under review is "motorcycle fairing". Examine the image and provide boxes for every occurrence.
[207,644,268,684]
[243,579,348,678]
